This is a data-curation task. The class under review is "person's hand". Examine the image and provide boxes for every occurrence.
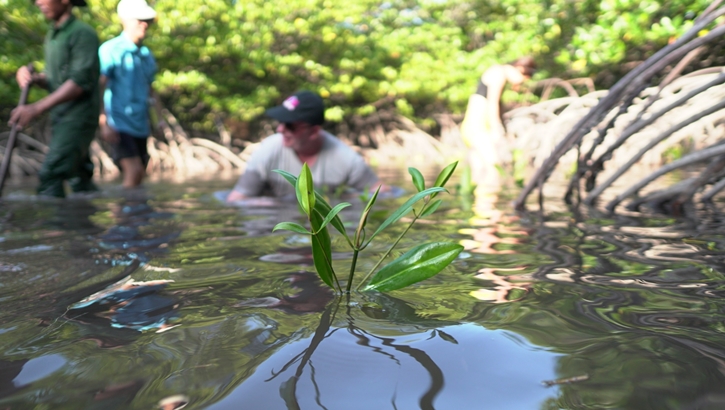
[8,103,40,129]
[371,182,391,193]
[100,123,120,144]
[16,65,34,89]
[226,190,247,203]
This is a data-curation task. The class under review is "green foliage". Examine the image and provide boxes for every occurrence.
[0,0,716,132]
[363,242,463,292]
[661,143,687,163]
[273,161,462,294]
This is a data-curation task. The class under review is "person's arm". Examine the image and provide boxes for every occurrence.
[9,79,84,128]
[11,28,99,129]
[98,75,120,143]
[226,169,265,202]
[345,152,389,193]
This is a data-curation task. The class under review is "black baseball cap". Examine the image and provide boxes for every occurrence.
[31,0,87,5]
[265,91,325,126]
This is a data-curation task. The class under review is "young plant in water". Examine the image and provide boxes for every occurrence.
[272,162,463,294]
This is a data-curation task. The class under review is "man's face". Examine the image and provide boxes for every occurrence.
[277,121,317,151]
[122,17,153,43]
[35,0,69,21]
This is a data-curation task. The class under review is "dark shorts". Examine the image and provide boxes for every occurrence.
[112,132,150,169]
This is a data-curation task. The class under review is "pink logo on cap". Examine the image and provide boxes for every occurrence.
[283,96,300,111]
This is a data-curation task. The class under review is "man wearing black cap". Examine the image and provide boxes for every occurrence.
[226,91,381,202]
[9,0,100,197]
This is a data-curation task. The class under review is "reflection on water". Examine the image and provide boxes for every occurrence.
[2,177,725,408]
[68,271,181,333]
[211,300,558,410]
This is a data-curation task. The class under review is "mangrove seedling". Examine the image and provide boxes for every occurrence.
[272,161,463,293]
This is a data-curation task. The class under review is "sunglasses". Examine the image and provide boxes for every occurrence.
[283,122,307,132]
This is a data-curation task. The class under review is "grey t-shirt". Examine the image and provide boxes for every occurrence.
[233,130,379,198]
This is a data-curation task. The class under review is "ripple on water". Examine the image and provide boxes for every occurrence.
[2,181,725,409]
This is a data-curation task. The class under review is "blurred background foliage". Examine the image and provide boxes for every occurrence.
[0,0,717,141]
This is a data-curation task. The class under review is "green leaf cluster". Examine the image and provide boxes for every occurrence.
[273,161,462,293]
[0,0,715,131]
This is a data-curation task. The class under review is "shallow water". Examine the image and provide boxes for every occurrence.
[2,174,725,409]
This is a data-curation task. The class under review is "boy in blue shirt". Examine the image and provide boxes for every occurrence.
[99,0,158,188]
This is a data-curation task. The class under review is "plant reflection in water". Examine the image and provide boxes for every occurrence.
[233,292,464,410]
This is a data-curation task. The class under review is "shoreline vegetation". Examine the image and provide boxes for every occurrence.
[1,0,722,215]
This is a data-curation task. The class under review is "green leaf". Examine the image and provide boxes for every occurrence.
[431,161,458,199]
[296,164,316,216]
[355,185,381,248]
[363,242,463,292]
[273,169,350,244]
[315,202,352,234]
[272,222,312,235]
[311,201,352,247]
[408,167,425,192]
[310,212,336,289]
[274,169,338,289]
[420,199,442,217]
[273,169,298,186]
[364,186,446,246]
[433,161,458,188]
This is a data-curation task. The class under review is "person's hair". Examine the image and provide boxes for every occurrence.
[508,56,537,77]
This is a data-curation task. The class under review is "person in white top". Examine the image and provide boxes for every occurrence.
[226,91,382,202]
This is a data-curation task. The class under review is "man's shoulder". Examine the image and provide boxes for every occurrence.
[99,35,124,52]
[69,18,99,39]
[101,34,123,45]
[248,133,284,158]
[259,133,284,147]
[321,130,361,156]
[99,33,129,53]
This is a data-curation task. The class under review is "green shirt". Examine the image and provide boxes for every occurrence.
[44,14,100,126]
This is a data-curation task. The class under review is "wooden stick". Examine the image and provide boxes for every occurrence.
[0,67,33,196]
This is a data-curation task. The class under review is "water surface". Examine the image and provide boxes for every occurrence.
[1,175,725,409]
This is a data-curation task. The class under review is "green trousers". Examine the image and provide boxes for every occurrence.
[37,121,98,198]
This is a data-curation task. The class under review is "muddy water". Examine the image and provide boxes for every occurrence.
[1,175,725,410]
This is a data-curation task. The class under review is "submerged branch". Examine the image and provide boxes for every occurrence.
[605,143,725,212]
[587,98,725,205]
[583,70,725,202]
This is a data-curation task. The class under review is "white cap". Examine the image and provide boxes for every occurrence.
[117,0,157,21]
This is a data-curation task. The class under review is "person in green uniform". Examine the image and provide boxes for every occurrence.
[9,0,100,198]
